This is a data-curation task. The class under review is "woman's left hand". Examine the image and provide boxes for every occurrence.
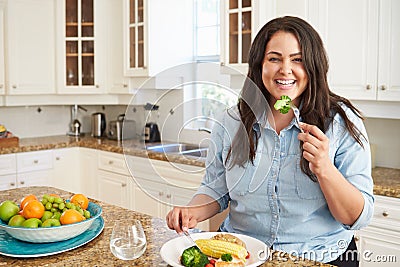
[298,122,332,178]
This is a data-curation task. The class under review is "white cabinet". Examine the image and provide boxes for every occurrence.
[0,153,17,190]
[16,150,53,188]
[0,0,5,95]
[309,0,400,101]
[123,0,193,79]
[356,195,400,266]
[97,151,131,209]
[56,0,107,94]
[79,147,98,199]
[53,148,80,193]
[106,0,129,94]
[220,0,273,75]
[128,156,209,231]
[1,151,52,190]
[6,0,56,94]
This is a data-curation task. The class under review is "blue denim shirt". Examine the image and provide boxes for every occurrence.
[196,105,374,263]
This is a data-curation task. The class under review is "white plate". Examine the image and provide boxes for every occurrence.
[160,232,269,267]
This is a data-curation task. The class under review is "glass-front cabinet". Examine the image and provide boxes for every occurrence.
[124,0,146,76]
[57,0,105,93]
[0,0,5,95]
[220,0,253,74]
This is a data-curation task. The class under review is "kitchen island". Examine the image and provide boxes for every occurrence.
[0,186,331,267]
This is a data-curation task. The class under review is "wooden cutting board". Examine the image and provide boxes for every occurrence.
[0,136,19,148]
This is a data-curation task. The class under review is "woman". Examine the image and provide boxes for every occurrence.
[166,16,374,266]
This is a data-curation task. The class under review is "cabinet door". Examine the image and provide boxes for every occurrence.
[56,0,106,93]
[0,0,4,95]
[7,0,56,94]
[97,170,130,209]
[377,0,400,101]
[107,0,129,94]
[0,174,17,190]
[220,0,253,74]
[123,0,146,76]
[358,227,400,267]
[132,178,164,218]
[80,148,98,198]
[17,170,52,188]
[53,148,80,193]
[313,0,379,100]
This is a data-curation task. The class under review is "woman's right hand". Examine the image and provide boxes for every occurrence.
[166,206,198,234]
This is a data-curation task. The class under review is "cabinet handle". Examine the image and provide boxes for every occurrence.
[33,160,39,164]
[220,62,225,66]
[108,160,114,165]
[354,236,359,242]
[159,192,164,197]
[12,85,17,89]
[56,157,60,160]
[166,194,171,199]
[382,211,389,217]
[96,85,99,88]
[366,84,371,90]
[121,183,127,187]
[20,181,25,185]
[123,84,128,88]
[10,182,15,186]
[0,84,3,89]
[380,85,386,91]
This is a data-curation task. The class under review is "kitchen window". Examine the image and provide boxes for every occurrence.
[184,0,238,130]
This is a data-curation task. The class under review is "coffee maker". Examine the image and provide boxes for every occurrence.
[144,103,161,143]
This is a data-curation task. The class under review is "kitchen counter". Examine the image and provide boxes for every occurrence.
[0,135,399,198]
[0,186,332,267]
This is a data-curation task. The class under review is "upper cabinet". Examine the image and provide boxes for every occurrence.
[123,0,193,79]
[6,0,56,95]
[56,0,107,94]
[0,0,5,95]
[219,0,273,75]
[309,0,400,101]
[220,0,253,75]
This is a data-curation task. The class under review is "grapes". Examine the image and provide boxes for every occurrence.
[40,194,91,221]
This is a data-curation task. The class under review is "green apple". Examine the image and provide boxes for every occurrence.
[0,200,20,222]
[8,215,26,227]
[41,211,53,222]
[21,218,42,228]
[42,218,61,227]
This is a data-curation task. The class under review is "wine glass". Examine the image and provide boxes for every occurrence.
[110,220,147,260]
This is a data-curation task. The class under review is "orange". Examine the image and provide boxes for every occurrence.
[20,194,38,210]
[60,209,85,225]
[70,194,89,210]
[22,200,45,219]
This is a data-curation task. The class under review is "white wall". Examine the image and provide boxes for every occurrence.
[364,118,400,169]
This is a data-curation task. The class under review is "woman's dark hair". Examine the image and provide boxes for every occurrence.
[228,16,366,182]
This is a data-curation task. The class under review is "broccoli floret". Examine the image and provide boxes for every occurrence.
[274,95,292,114]
[181,246,210,267]
[221,253,233,262]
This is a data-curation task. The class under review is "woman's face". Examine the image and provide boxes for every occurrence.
[262,31,308,105]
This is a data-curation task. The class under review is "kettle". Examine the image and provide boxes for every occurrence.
[144,123,161,142]
[91,112,106,137]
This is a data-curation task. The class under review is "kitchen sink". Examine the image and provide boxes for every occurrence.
[146,143,208,158]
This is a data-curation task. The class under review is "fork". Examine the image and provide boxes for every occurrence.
[183,229,198,248]
[291,104,304,133]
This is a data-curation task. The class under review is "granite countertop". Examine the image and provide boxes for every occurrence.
[0,186,332,267]
[0,135,399,198]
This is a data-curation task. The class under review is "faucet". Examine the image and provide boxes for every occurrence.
[198,127,211,134]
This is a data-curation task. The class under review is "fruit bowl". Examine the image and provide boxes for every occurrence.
[0,202,102,243]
